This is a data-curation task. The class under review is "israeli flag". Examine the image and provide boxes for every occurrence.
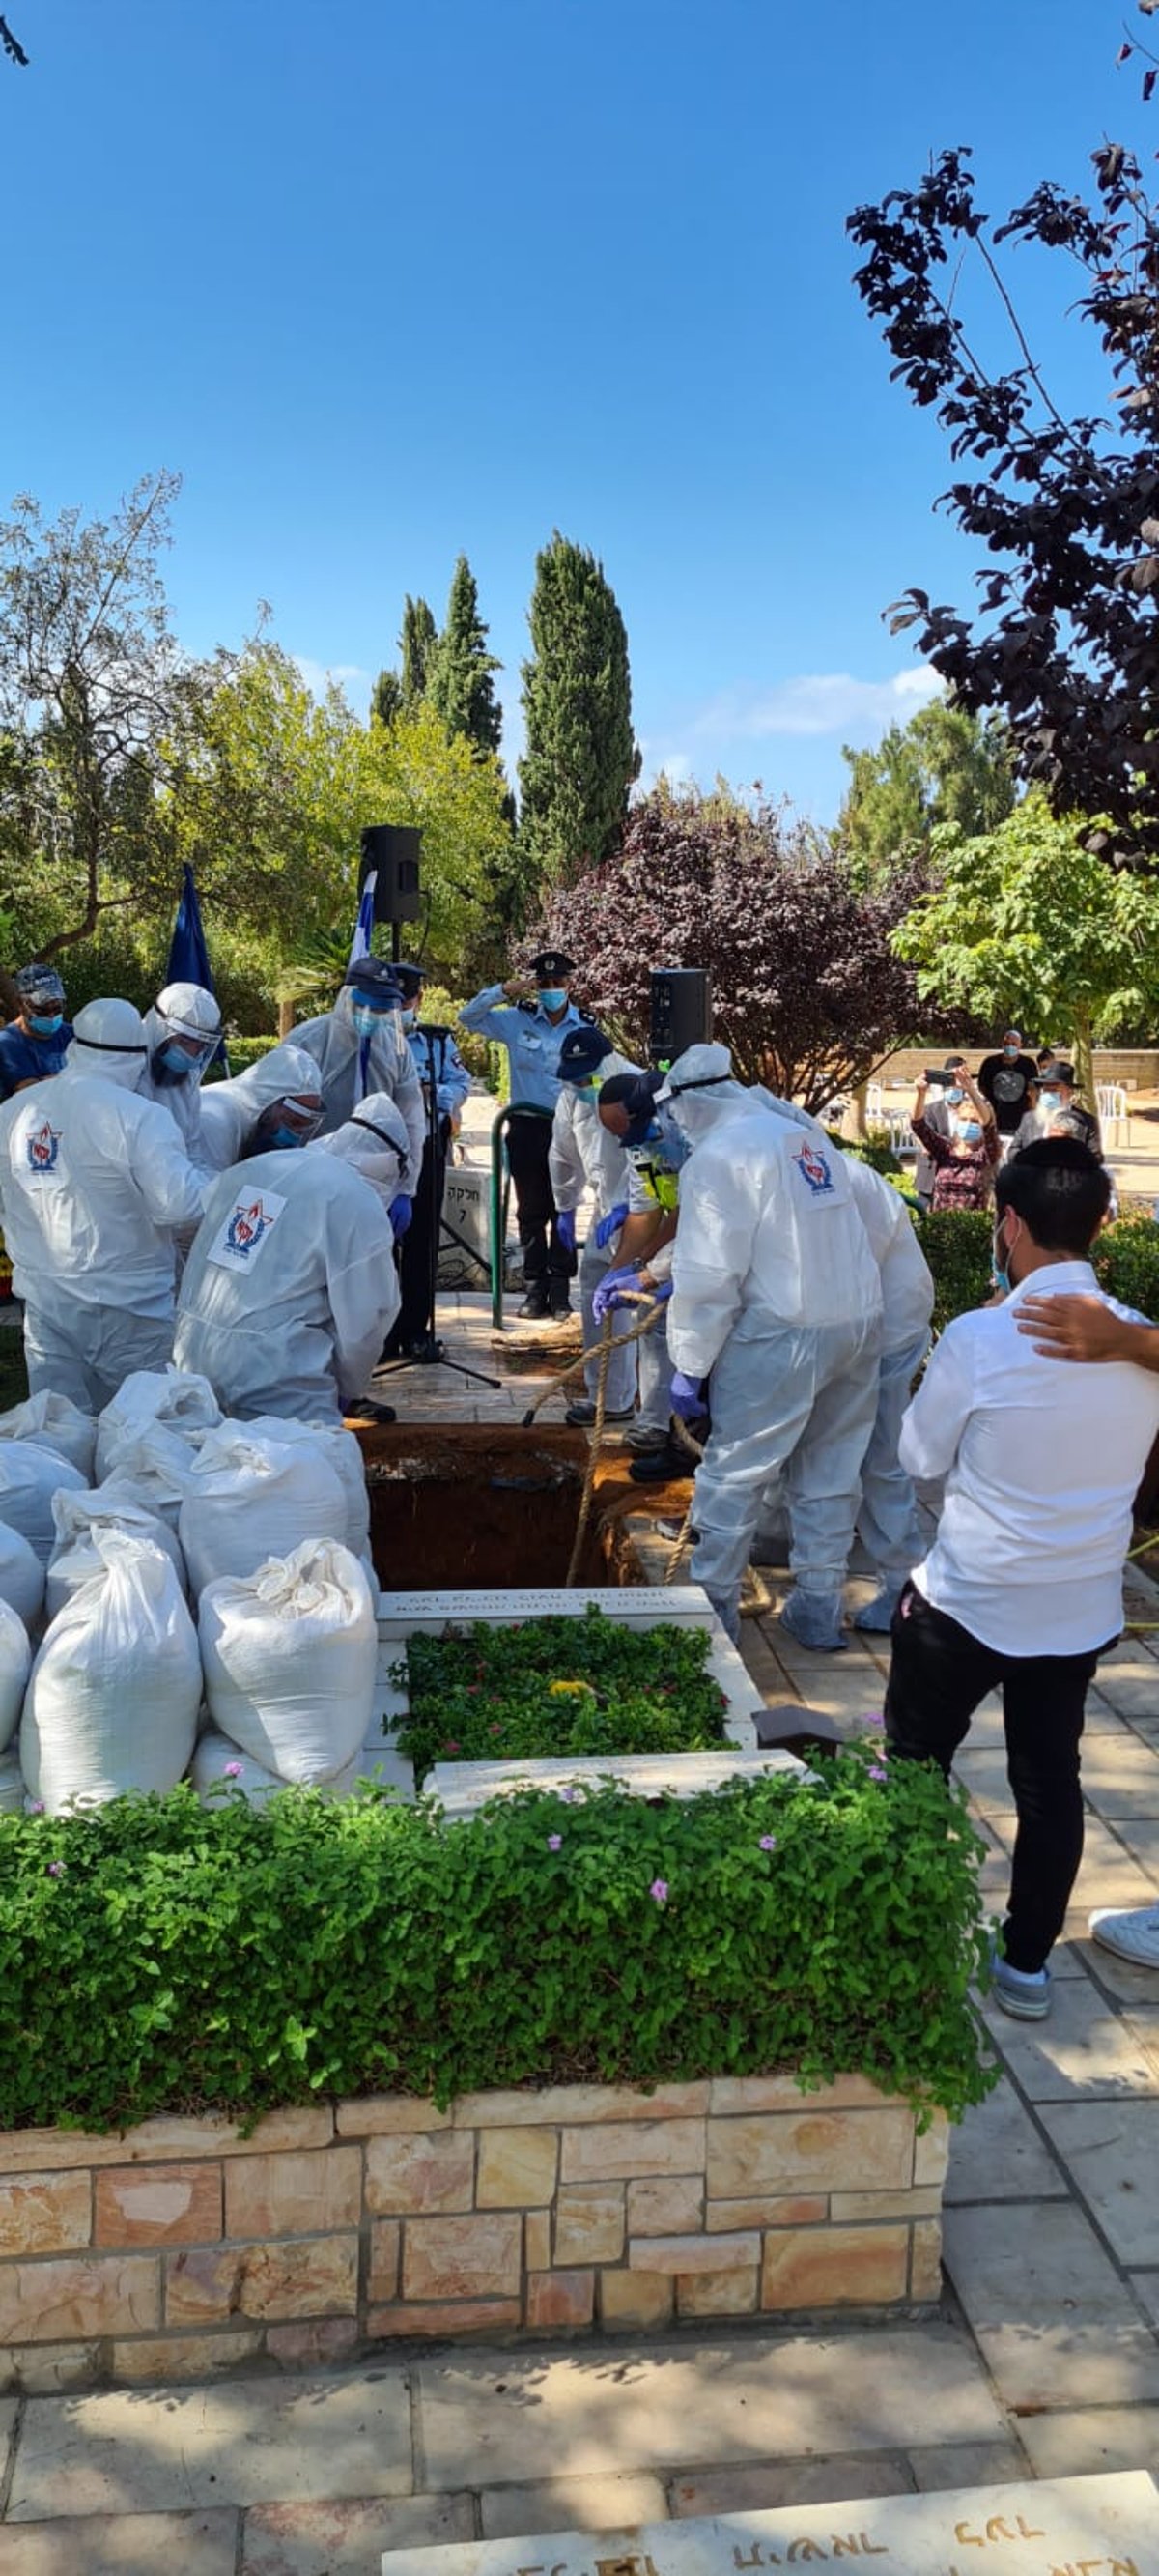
[349,870,377,967]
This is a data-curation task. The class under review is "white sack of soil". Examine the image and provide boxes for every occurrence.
[21,1528,202,1813]
[0,1524,44,1632]
[199,1538,376,1783]
[95,1367,221,1482]
[234,1416,370,1560]
[181,1427,346,1597]
[0,1392,96,1481]
[47,1487,186,1621]
[96,1424,196,1534]
[0,1445,87,1567]
[0,1598,31,1754]
[190,1725,361,1806]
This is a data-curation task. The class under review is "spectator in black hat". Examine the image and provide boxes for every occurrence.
[460,951,584,1319]
[1008,1061,1100,1160]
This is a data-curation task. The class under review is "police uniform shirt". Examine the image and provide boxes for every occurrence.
[407,1027,471,1124]
[458,986,584,1114]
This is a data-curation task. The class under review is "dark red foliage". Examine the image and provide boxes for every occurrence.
[526,790,950,1111]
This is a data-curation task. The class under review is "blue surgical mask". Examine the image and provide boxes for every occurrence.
[151,1042,197,1084]
[1004,1044,1019,1059]
[959,1118,983,1143]
[401,1007,417,1031]
[946,1086,965,1106]
[538,987,567,1013]
[29,1013,62,1037]
[269,1123,306,1150]
[1039,1089,1060,1112]
[992,1219,1011,1295]
[655,1104,690,1166]
[351,1003,385,1038]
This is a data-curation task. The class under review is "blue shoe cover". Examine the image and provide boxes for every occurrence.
[779,1588,847,1653]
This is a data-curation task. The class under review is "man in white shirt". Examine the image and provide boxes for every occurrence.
[886,1139,1159,2020]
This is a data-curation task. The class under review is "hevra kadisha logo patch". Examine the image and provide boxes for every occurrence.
[206,1186,287,1275]
[791,1138,835,1197]
[25,1118,62,1176]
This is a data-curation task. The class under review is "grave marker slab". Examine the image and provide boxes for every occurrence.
[381,2472,1159,2576]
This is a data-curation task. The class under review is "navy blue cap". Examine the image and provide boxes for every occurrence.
[391,962,425,1000]
[343,959,404,1006]
[556,1024,614,1083]
[532,949,576,983]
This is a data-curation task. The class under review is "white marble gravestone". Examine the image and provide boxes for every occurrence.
[381,2473,1159,2576]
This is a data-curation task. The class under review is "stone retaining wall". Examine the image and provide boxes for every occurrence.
[0,2076,947,2390]
[867,1044,1159,1092]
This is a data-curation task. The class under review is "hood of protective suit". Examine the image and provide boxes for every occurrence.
[65,998,150,1091]
[318,1091,410,1208]
[143,982,222,1086]
[197,1043,323,1174]
[655,1042,749,1142]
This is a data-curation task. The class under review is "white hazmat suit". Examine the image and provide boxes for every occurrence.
[0,999,207,1410]
[139,982,224,1179]
[174,1096,407,1422]
[842,1157,933,1626]
[550,1051,639,1417]
[659,1045,883,1646]
[295,987,425,1173]
[199,1044,324,1174]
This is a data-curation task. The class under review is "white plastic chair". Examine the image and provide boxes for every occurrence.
[1096,1083,1129,1148]
[866,1082,884,1122]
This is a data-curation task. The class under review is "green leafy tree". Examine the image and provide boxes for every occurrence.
[840,701,1016,881]
[893,795,1159,1106]
[400,596,438,706]
[361,698,516,983]
[518,531,639,892]
[370,667,403,729]
[0,471,204,957]
[428,555,502,758]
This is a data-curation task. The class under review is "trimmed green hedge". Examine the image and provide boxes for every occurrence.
[919,1209,1159,1336]
[0,1753,993,2131]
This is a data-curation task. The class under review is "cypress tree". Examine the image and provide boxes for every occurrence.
[429,555,502,758]
[370,667,403,728]
[518,532,638,888]
[400,596,438,705]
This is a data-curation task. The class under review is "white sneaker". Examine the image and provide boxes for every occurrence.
[1089,1905,1159,1968]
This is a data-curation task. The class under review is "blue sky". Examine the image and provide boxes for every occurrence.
[0,0,1130,818]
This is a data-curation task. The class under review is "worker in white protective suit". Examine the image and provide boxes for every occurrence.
[294,959,425,1180]
[744,1094,934,1629]
[658,1044,883,1647]
[549,1024,642,1426]
[173,1095,409,1424]
[593,1071,687,1478]
[198,1045,325,1173]
[0,998,208,1410]
[139,982,224,1177]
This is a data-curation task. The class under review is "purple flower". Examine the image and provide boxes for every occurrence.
[45,1861,65,1878]
[27,1800,44,1816]
[223,1761,242,1780]
[759,1834,777,1851]
[649,1877,669,1904]
[547,1833,562,1851]
[853,1712,884,1731]
[557,1786,577,1804]
[868,1764,889,1785]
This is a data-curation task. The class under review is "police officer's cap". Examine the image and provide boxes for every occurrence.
[556,1024,613,1083]
[531,949,576,983]
[391,961,425,1000]
[344,958,404,1004]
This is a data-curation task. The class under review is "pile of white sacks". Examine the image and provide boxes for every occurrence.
[0,1374,382,1816]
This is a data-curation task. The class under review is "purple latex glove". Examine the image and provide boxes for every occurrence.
[555,1207,578,1255]
[651,1278,674,1305]
[592,1263,640,1324]
[594,1201,629,1251]
[387,1193,413,1242]
[670,1369,707,1422]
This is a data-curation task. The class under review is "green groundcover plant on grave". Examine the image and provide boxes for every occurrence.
[0,1744,995,2134]
[393,1603,729,1786]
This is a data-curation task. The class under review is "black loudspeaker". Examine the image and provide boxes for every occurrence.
[650,967,712,1066]
[359,825,423,924]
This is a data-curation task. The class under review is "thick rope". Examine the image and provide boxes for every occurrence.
[566,1312,614,1587]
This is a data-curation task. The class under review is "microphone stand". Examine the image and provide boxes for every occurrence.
[374,1024,500,1391]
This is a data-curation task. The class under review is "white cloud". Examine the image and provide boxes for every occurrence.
[293,654,372,705]
[689,665,943,744]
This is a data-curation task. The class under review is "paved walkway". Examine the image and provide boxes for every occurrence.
[0,1102,1156,2568]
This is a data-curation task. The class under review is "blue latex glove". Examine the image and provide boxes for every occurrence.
[651,1278,674,1305]
[670,1369,707,1422]
[592,1263,640,1324]
[555,1208,577,1255]
[387,1193,413,1242]
[595,1201,629,1251]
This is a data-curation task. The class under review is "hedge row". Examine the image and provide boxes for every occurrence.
[0,1755,993,2132]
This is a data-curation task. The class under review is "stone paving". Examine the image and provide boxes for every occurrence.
[0,1106,1157,2566]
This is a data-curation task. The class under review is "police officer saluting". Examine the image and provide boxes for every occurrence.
[460,951,583,1319]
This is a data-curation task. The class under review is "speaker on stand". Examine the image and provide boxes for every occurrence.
[649,967,713,1069]
[359,825,423,961]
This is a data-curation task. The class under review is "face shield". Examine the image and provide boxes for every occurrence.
[655,1042,741,1142]
[148,984,222,1086]
[246,1092,325,1155]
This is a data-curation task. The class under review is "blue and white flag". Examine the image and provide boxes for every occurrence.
[167,863,228,1073]
[349,869,377,967]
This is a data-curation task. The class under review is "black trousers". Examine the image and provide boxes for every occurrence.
[884,1581,1112,1973]
[505,1111,570,1288]
[385,1123,448,1352]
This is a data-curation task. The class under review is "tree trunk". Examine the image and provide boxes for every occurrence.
[853,1079,869,1141]
[1072,1009,1097,1139]
[277,995,296,1039]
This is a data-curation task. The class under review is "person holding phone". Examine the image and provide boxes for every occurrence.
[912,1064,1001,1213]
